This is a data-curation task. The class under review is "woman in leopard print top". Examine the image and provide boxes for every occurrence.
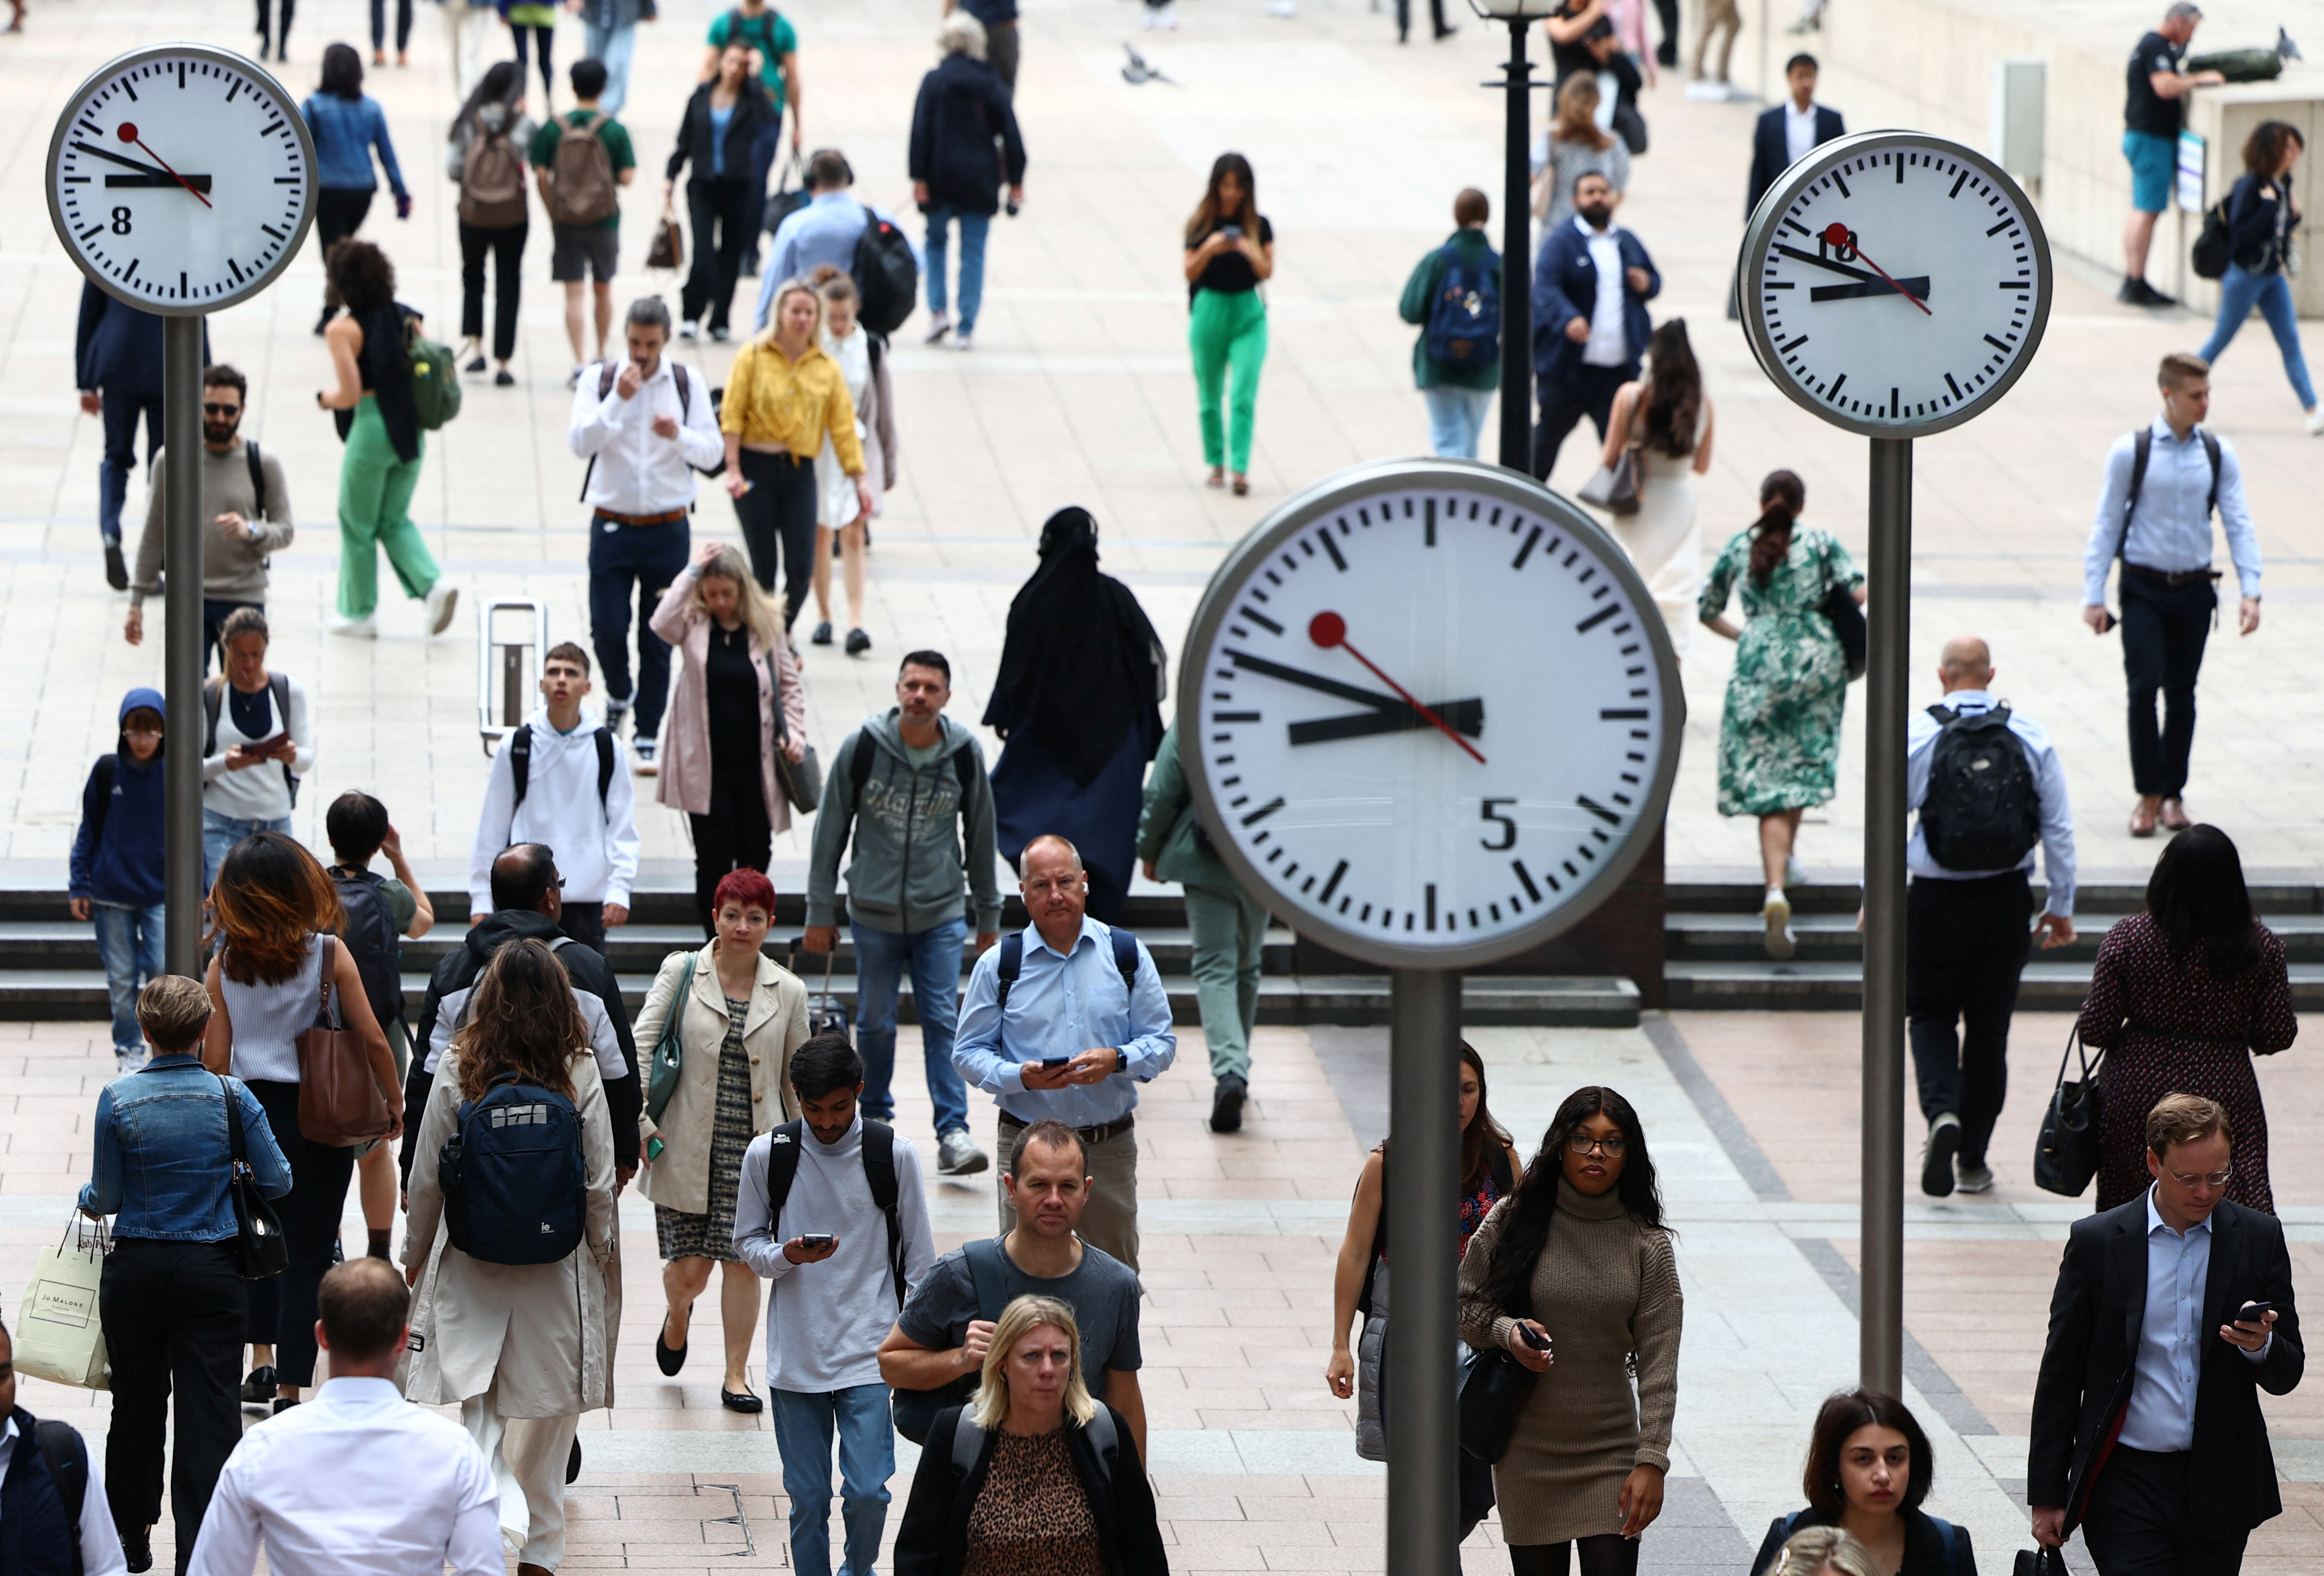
[893,1294,1170,1576]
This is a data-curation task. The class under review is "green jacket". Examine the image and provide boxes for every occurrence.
[1135,724,1234,890]
[1398,228,1501,391]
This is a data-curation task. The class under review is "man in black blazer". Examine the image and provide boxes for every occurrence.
[1747,53,1846,217]
[2028,1092,2301,1576]
[1531,170,1660,483]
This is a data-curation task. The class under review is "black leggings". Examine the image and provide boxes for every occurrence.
[460,220,528,361]
[370,0,412,52]
[242,1079,356,1388]
[511,23,555,102]
[689,766,773,937]
[682,176,754,334]
[734,447,818,630]
[255,0,294,54]
[1509,1534,1643,1576]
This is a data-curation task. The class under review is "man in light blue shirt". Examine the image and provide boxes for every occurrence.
[1905,636,2076,1198]
[954,834,1175,1270]
[2080,352,2262,838]
[752,149,919,330]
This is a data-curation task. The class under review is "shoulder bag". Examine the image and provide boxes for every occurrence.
[220,1074,289,1279]
[1577,447,1640,516]
[643,948,698,1158]
[766,653,823,812]
[1818,537,1868,681]
[1456,1207,1546,1462]
[2032,1024,2105,1198]
[295,936,395,1147]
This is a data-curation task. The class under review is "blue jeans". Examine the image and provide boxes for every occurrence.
[93,902,165,1053]
[587,515,689,741]
[770,1385,893,1576]
[2199,262,2317,409]
[851,917,970,1136]
[582,20,637,115]
[743,116,786,267]
[1423,385,1496,458]
[924,205,990,332]
[202,810,292,893]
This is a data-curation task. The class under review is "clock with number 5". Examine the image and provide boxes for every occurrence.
[46,44,317,315]
[1176,458,1684,970]
[1739,130,2053,439]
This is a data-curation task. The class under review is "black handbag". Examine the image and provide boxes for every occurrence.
[1822,578,1867,681]
[220,1075,289,1280]
[2033,1026,2105,1198]
[2013,1549,2068,1576]
[1456,1213,1547,1462]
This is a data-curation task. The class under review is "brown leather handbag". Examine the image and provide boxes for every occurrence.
[295,936,393,1147]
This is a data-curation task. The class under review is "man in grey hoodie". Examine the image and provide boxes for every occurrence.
[804,651,1000,1177]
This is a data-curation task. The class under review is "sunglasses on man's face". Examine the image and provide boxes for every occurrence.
[203,402,242,418]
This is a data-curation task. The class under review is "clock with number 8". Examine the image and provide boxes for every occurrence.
[1738,130,2053,440]
[1176,458,1685,971]
[46,43,318,316]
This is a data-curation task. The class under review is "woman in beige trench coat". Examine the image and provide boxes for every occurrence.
[634,866,808,1411]
[404,939,617,1576]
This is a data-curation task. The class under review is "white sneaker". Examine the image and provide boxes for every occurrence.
[1761,888,1795,960]
[954,329,975,352]
[327,612,379,639]
[2306,405,2324,436]
[936,1130,989,1175]
[425,581,459,635]
[680,319,701,341]
[1684,78,1733,101]
[115,1046,148,1076]
[632,736,659,775]
[1955,1162,1996,1194]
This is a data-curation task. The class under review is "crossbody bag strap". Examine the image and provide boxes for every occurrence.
[316,934,340,1028]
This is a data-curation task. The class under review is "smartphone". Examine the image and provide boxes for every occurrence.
[1038,1056,1074,1071]
[1220,223,1243,239]
[799,1233,836,1251]
[2095,609,2117,635]
[2236,1300,2276,1323]
[244,732,291,757]
[1517,1324,1551,1352]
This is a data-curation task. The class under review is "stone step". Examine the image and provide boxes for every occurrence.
[1665,908,2324,965]
[1666,959,2324,1012]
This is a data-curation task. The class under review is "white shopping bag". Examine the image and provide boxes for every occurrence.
[15,1215,110,1391]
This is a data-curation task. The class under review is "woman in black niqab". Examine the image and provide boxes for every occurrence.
[984,507,1167,922]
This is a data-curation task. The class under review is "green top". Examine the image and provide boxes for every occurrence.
[506,1,558,23]
[527,110,637,232]
[1135,723,1233,890]
[707,7,799,109]
[1397,228,1501,391]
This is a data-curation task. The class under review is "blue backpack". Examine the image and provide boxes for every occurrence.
[438,1070,586,1266]
[1424,243,1501,370]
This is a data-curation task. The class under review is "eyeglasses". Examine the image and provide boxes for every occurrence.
[201,402,241,418]
[1565,1132,1626,1156]
[2166,1165,2231,1188]
[122,726,162,739]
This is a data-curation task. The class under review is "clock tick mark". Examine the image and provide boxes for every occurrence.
[1512,525,1542,569]
[1238,606,1282,635]
[1983,333,2010,352]
[1240,797,1286,827]
[1574,605,1618,635]
[1600,708,1647,720]
[1319,861,1347,905]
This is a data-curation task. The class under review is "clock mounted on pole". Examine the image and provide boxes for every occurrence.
[46,44,319,977]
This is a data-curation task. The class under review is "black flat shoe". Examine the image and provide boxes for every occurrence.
[721,1387,763,1414]
[464,356,487,374]
[104,544,128,592]
[810,620,834,646]
[655,1308,690,1376]
[239,1365,276,1408]
[567,1437,582,1483]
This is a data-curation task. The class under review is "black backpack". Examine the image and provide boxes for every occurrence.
[852,205,920,336]
[759,1115,908,1300]
[2192,197,2233,279]
[509,723,617,811]
[438,1070,588,1265]
[889,1234,1010,1445]
[1919,704,2042,872]
[201,672,297,807]
[329,867,406,1039]
[15,1414,89,1576]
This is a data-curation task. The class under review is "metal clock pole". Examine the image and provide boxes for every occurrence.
[1386,967,1463,1576]
[161,316,206,977]
[1860,438,1911,1398]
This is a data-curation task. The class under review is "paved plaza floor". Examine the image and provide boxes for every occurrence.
[4,0,2324,1571]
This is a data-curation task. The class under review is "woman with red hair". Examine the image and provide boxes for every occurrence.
[633,866,810,1411]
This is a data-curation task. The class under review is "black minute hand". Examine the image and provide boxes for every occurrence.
[71,140,173,179]
[1770,241,1879,283]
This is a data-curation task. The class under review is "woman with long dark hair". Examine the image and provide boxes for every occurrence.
[1326,1044,1520,1535]
[303,44,410,335]
[2079,825,2296,1211]
[1699,469,1863,959]
[2197,121,2322,431]
[404,936,617,1572]
[1183,153,1275,495]
[1594,318,1711,659]
[1458,1085,1681,1576]
[448,60,536,386]
[1533,73,1629,232]
[666,43,776,343]
[201,831,400,1411]
[984,507,1167,922]
[1751,1390,1974,1576]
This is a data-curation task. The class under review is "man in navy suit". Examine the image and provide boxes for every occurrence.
[74,280,170,593]
[1747,53,1846,217]
[1531,170,1659,484]
[2028,1092,2301,1576]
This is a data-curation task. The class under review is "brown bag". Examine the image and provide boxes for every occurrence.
[295,936,393,1147]
[646,207,684,271]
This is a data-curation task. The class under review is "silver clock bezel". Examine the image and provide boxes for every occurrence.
[1736,130,2053,440]
[46,42,319,317]
[1175,456,1685,972]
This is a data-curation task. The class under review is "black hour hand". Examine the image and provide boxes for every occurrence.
[1770,241,1878,283]
[1289,699,1484,746]
[1810,275,1930,303]
[105,173,213,192]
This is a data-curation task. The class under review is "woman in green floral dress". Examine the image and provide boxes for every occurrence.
[1697,470,1864,959]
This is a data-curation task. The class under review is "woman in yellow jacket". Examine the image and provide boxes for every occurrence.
[722,279,872,631]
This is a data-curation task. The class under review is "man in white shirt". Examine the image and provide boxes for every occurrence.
[565,295,724,771]
[734,1035,936,1576]
[0,1319,128,1576]
[187,1258,501,1576]
[1904,636,2077,1198]
[1531,171,1661,482]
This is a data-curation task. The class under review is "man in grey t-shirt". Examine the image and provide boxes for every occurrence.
[878,1119,1147,1457]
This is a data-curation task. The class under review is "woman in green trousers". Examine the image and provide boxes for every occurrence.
[1183,153,1274,496]
[317,239,458,638]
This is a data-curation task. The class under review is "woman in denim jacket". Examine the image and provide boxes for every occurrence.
[79,975,290,1573]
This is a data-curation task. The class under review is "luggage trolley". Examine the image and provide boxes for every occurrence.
[477,599,548,756]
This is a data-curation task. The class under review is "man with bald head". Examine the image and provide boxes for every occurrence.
[1905,636,2078,1197]
[952,833,1175,1268]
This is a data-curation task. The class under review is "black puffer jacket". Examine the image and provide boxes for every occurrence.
[907,53,1026,218]
[666,76,776,185]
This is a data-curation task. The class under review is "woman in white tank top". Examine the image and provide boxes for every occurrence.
[202,832,399,1410]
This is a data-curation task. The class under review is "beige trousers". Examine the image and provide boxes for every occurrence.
[997,1118,1142,1271]
[1693,0,1741,81]
[463,1375,581,1569]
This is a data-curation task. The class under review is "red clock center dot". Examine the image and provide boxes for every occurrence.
[1821,221,1849,246]
[116,123,137,143]
[1308,611,1346,649]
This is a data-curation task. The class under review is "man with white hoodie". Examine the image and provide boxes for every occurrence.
[468,641,641,953]
[734,1034,935,1576]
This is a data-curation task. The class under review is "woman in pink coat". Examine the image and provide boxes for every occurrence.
[649,541,809,935]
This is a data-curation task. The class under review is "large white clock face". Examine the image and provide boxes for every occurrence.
[46,45,317,315]
[1178,460,1683,971]
[1739,131,2052,439]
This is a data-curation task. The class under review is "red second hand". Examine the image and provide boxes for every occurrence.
[117,122,212,209]
[1823,222,1926,315]
[1310,611,1487,765]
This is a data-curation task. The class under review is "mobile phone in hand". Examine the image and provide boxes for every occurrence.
[1517,1324,1551,1351]
[799,1233,836,1251]
[1038,1056,1074,1071]
[2237,1300,2276,1324]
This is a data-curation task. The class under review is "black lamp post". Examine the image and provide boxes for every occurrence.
[1473,0,1558,473]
